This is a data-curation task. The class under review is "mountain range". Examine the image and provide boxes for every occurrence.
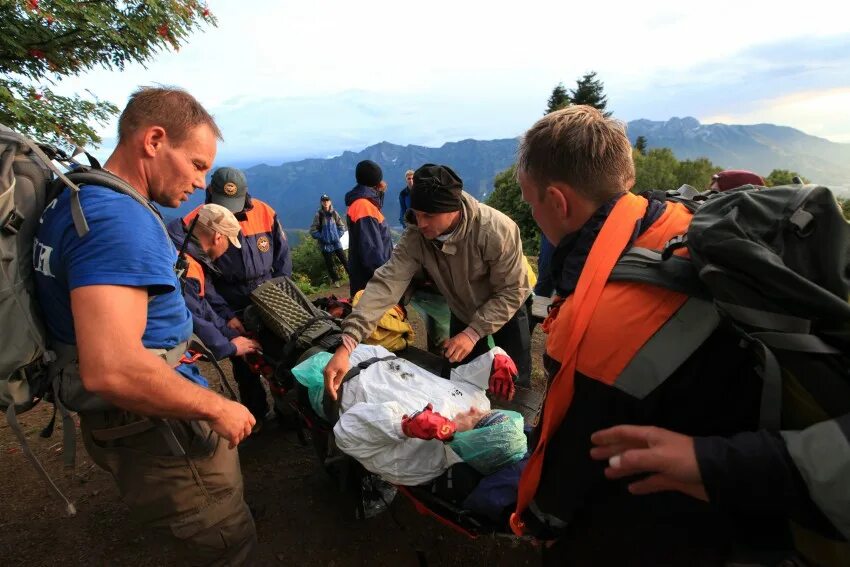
[170,117,850,229]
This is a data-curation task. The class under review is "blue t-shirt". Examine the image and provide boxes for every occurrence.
[34,185,204,385]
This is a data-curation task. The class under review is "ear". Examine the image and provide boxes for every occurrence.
[544,185,569,219]
[142,126,167,158]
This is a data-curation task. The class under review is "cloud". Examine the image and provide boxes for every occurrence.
[52,0,850,159]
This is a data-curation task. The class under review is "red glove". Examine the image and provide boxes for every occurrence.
[401,404,457,441]
[489,354,517,401]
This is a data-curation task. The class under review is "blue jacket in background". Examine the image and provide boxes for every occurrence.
[182,194,292,319]
[534,235,555,297]
[398,186,411,226]
[310,206,346,252]
[345,185,392,295]
[167,218,238,360]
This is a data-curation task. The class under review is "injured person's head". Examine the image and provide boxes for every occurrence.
[447,408,527,476]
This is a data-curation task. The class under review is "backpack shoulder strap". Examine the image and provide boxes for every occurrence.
[609,246,708,298]
[62,168,169,238]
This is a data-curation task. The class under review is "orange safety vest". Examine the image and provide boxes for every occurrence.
[184,255,206,297]
[511,192,694,536]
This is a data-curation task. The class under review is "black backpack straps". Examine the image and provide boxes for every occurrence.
[323,355,399,426]
[610,247,708,298]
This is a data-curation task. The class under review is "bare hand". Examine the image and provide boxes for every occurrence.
[209,400,256,449]
[590,425,708,502]
[442,333,475,363]
[227,317,246,334]
[231,336,260,357]
[323,347,351,401]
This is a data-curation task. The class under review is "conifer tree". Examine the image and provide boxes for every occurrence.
[569,71,610,117]
[545,82,571,114]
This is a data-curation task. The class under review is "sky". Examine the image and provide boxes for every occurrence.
[53,0,850,166]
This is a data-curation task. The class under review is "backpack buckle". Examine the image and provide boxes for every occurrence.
[1,209,24,235]
[661,235,688,260]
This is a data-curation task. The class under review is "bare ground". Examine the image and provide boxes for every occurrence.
[0,286,547,566]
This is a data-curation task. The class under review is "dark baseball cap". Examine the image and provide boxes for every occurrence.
[320,194,331,201]
[208,167,248,213]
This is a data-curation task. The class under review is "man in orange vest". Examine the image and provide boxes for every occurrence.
[511,106,776,564]
[182,167,291,427]
[167,204,261,361]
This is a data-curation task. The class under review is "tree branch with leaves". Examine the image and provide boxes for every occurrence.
[0,0,216,148]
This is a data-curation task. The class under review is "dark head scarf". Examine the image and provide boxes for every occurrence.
[410,163,464,213]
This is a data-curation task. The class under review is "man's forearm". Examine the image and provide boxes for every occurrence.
[82,347,226,421]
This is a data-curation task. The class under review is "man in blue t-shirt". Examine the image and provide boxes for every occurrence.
[33,87,257,564]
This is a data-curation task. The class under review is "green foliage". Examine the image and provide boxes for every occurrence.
[486,165,540,255]
[635,135,647,156]
[570,71,610,117]
[0,0,216,148]
[837,198,850,221]
[290,236,347,287]
[545,83,570,114]
[765,169,809,186]
[292,273,318,296]
[632,148,722,192]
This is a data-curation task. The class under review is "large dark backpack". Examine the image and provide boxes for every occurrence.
[612,183,850,562]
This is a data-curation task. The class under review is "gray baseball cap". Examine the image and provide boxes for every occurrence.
[208,167,247,213]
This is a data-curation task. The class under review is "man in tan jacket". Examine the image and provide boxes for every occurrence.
[324,163,531,399]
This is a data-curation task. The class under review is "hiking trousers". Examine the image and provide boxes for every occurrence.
[450,300,532,387]
[322,248,349,282]
[80,410,257,566]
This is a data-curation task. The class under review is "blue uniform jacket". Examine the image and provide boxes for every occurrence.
[167,218,238,359]
[398,187,411,226]
[345,185,392,295]
[183,194,292,319]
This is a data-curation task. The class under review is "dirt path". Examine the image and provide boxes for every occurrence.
[0,287,545,566]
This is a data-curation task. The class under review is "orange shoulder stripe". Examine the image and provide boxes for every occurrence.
[241,200,277,237]
[185,255,206,297]
[347,199,384,223]
[182,205,202,226]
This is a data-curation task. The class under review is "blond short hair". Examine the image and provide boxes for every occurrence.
[517,105,634,204]
[118,86,222,145]
[405,169,415,177]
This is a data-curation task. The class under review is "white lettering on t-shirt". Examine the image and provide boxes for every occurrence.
[33,238,54,278]
[39,198,57,224]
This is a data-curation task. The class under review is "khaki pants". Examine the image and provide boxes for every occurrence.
[80,411,257,566]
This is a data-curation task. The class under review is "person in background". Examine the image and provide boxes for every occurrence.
[399,168,414,226]
[345,160,392,295]
[310,194,349,286]
[709,169,765,191]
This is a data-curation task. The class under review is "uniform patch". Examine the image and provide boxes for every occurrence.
[257,236,271,252]
[223,182,238,196]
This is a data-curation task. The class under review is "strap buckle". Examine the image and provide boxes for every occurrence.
[1,209,24,235]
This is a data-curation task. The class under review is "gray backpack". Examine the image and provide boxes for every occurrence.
[0,125,107,515]
[0,125,166,515]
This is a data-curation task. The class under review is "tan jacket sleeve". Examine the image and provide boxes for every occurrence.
[467,218,530,338]
[342,231,420,343]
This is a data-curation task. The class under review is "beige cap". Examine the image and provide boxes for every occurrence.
[196,203,242,248]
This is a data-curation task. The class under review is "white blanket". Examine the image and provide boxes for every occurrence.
[333,344,502,485]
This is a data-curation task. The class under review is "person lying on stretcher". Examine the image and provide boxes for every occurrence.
[292,344,526,486]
